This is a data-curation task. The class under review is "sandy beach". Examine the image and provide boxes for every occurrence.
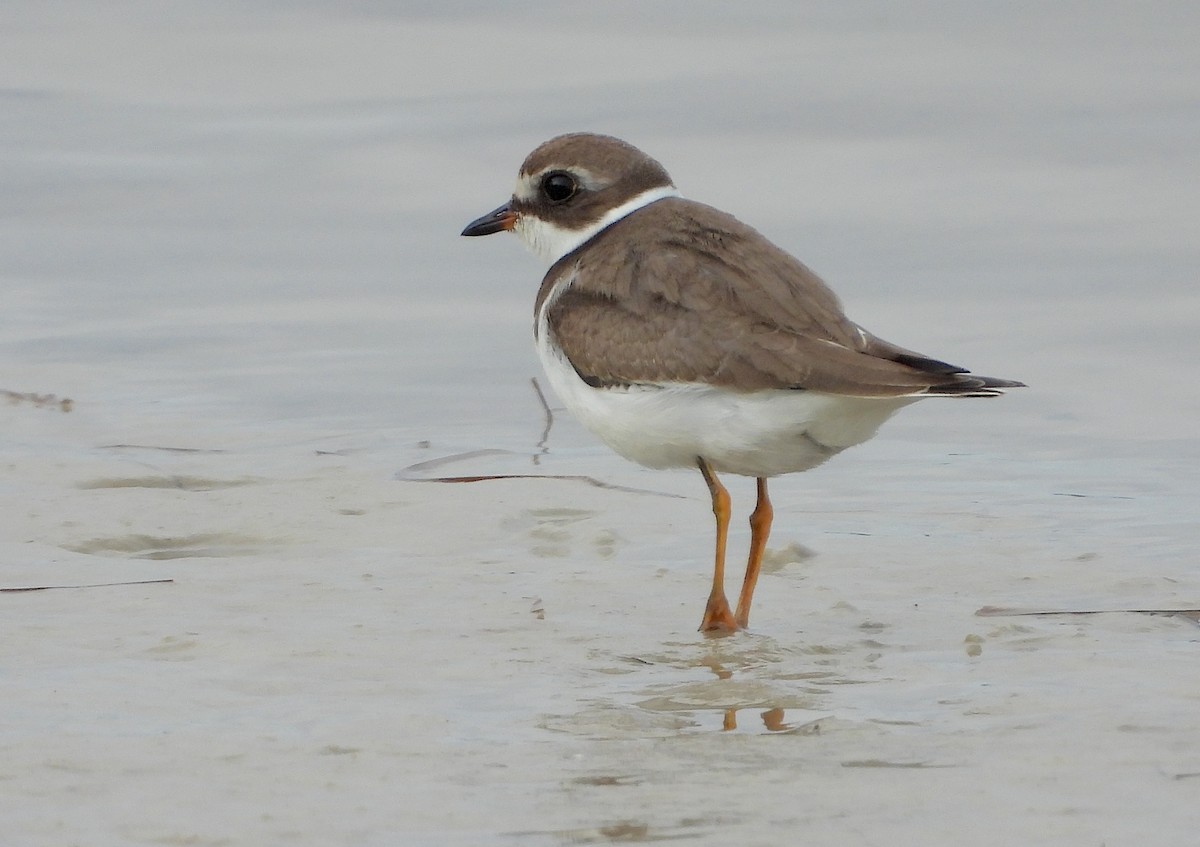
[3,3,1199,845]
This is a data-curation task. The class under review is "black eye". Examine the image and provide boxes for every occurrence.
[541,172,578,204]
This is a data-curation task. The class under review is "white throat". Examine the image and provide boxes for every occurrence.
[514,185,681,268]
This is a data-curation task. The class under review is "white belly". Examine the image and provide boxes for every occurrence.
[535,327,918,479]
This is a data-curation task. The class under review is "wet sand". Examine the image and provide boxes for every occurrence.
[3,3,1199,845]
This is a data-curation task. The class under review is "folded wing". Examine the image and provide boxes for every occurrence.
[545,198,1023,398]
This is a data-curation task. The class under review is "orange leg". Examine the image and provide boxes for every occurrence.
[734,477,772,629]
[697,458,738,632]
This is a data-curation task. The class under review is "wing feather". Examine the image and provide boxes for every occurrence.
[542,198,1022,397]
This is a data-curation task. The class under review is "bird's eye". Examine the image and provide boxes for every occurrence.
[541,172,578,204]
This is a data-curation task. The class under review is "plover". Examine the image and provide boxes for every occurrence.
[462,133,1022,633]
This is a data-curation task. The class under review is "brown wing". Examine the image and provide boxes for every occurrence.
[542,198,1021,397]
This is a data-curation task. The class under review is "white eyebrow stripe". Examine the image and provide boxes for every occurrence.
[514,166,604,202]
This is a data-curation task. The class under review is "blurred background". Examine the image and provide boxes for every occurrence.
[4,1,1198,449]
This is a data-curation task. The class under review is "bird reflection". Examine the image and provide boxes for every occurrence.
[722,706,792,732]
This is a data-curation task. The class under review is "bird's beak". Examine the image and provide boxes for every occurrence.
[461,203,517,237]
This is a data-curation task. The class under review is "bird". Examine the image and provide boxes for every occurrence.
[461,132,1022,633]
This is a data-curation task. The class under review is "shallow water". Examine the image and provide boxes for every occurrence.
[3,3,1199,845]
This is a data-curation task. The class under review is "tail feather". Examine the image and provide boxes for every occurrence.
[891,351,969,375]
[855,324,1024,397]
[925,373,1026,397]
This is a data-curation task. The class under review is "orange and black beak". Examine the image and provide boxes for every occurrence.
[461,203,517,237]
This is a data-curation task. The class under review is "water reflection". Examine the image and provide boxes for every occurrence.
[624,644,834,734]
[721,706,820,734]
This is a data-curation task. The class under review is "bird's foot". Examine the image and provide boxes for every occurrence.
[699,593,742,634]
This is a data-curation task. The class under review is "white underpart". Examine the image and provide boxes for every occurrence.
[514,185,682,267]
[535,272,921,478]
